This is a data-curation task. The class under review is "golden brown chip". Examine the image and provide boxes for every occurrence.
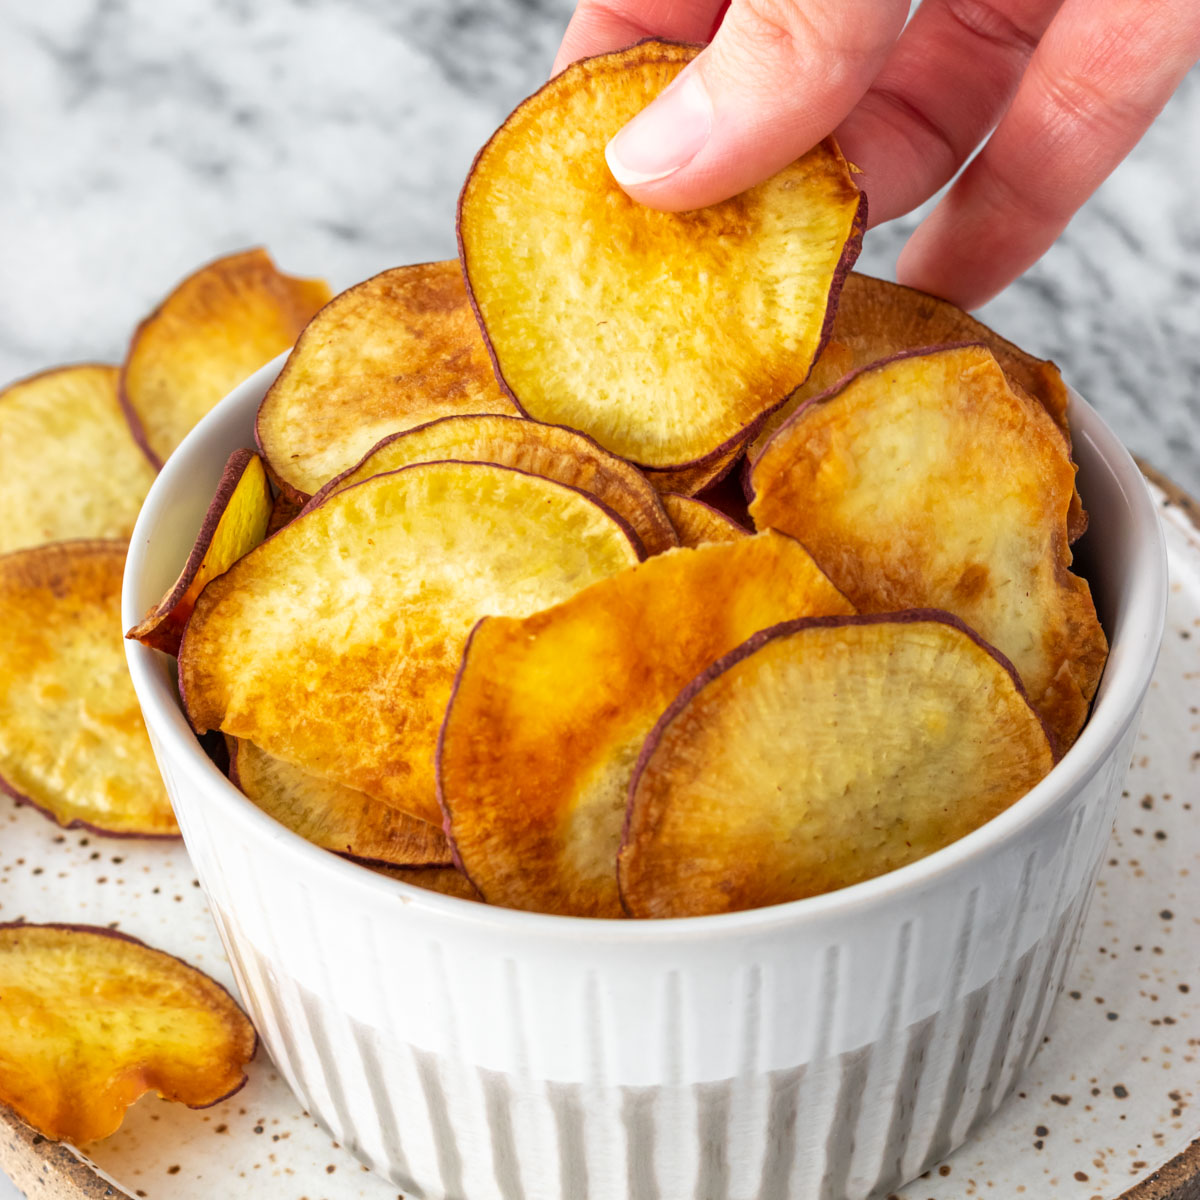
[368,865,482,901]
[0,365,157,555]
[127,450,272,656]
[642,441,748,498]
[180,462,640,825]
[0,922,256,1143]
[458,40,864,471]
[439,534,853,917]
[0,541,177,836]
[749,345,1107,748]
[619,613,1055,918]
[121,248,331,467]
[229,738,451,868]
[256,262,519,496]
[309,413,677,555]
[660,493,748,548]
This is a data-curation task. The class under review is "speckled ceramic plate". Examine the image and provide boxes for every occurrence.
[1,469,1198,1200]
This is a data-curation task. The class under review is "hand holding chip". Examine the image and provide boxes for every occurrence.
[555,0,1200,309]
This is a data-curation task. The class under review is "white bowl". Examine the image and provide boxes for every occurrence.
[124,356,1167,1200]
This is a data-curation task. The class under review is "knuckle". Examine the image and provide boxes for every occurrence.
[941,0,1040,57]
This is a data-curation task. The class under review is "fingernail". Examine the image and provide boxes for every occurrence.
[606,70,713,187]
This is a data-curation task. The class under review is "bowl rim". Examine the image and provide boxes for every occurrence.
[123,356,1169,942]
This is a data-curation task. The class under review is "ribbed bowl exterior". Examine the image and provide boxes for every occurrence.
[125,357,1166,1200]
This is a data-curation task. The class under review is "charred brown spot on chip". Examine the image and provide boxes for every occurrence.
[0,365,157,556]
[0,922,256,1143]
[748,344,1107,749]
[179,461,640,826]
[438,533,853,917]
[121,248,331,467]
[619,613,1055,918]
[0,541,178,837]
[256,262,519,497]
[458,40,864,471]
[127,449,272,656]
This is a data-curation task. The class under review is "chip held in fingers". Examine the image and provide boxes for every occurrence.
[0,541,177,837]
[749,344,1107,749]
[619,613,1056,919]
[256,262,519,497]
[229,738,452,868]
[180,461,641,826]
[439,534,853,917]
[121,248,331,467]
[127,449,272,656]
[458,40,864,471]
[0,922,256,1143]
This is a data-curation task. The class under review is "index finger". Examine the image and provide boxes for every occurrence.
[553,0,725,74]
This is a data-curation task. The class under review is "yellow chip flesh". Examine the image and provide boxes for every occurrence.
[179,462,640,826]
[0,541,177,836]
[458,41,863,470]
[121,248,331,466]
[0,365,157,556]
[749,344,1107,749]
[619,614,1055,917]
[439,533,853,917]
[229,739,451,867]
[660,493,748,548]
[256,262,519,496]
[310,413,677,556]
[0,923,256,1143]
[127,449,272,656]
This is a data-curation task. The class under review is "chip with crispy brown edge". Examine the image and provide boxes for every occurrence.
[748,345,1107,749]
[0,922,256,1143]
[121,248,331,467]
[368,864,483,901]
[0,541,177,837]
[256,262,519,497]
[180,461,641,825]
[458,40,864,473]
[660,494,748,548]
[308,413,677,556]
[619,613,1056,918]
[643,442,748,498]
[0,365,157,556]
[438,533,853,917]
[228,738,451,868]
[127,450,272,656]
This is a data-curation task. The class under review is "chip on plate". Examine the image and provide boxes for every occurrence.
[0,922,256,1143]
[180,461,640,825]
[660,493,748,548]
[619,613,1055,917]
[0,365,157,556]
[127,449,272,656]
[458,40,864,472]
[256,262,519,497]
[121,248,330,467]
[228,738,451,868]
[308,413,677,556]
[0,541,177,836]
[439,533,853,916]
[748,344,1107,748]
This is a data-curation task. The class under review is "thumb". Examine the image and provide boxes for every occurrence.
[605,0,907,211]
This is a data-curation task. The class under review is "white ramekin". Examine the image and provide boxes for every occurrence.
[123,355,1167,1200]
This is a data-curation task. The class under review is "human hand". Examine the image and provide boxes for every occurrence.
[554,0,1200,308]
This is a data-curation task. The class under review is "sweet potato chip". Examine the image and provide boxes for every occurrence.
[0,365,157,555]
[180,462,640,825]
[0,923,256,1143]
[439,533,853,916]
[749,345,1107,748]
[0,541,177,836]
[121,248,331,467]
[229,738,451,868]
[643,442,748,498]
[127,450,272,655]
[256,262,518,496]
[309,413,677,555]
[619,613,1055,918]
[368,865,482,901]
[660,494,748,548]
[458,40,864,471]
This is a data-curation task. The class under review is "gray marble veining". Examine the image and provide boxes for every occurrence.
[0,0,1197,489]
